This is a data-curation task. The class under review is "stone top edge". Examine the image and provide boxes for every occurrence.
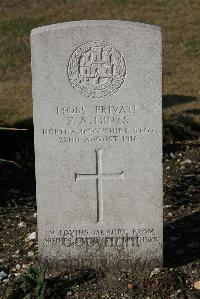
[31,20,160,36]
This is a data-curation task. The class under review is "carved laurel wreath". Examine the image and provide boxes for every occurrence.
[68,41,126,98]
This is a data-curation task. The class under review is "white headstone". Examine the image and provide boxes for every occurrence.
[31,20,162,273]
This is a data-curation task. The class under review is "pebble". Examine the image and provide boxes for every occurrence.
[164,204,172,208]
[180,159,192,165]
[18,222,25,228]
[22,264,28,269]
[0,271,8,280]
[26,232,36,241]
[16,264,21,270]
[193,280,200,290]
[166,166,170,169]
[34,213,37,218]
[28,251,34,257]
[14,273,21,277]
[67,291,72,296]
[12,255,19,258]
[150,267,160,277]
[127,283,133,289]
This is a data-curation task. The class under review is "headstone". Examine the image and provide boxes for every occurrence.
[31,20,162,273]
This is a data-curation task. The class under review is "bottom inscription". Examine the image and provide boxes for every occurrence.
[44,228,159,249]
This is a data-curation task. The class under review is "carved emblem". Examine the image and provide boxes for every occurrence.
[68,41,126,98]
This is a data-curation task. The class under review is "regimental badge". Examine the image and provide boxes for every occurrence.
[68,41,126,98]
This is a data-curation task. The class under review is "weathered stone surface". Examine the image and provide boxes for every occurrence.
[31,20,162,273]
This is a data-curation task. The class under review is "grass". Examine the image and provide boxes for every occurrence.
[183,38,200,56]
[113,0,129,5]
[110,0,170,5]
[0,38,29,71]
[4,266,47,299]
[0,16,47,77]
[0,17,47,36]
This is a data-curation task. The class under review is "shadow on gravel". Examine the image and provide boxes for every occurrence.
[162,94,198,108]
[45,269,100,297]
[167,171,200,208]
[0,118,35,206]
[163,94,200,143]
[163,116,200,143]
[164,212,200,267]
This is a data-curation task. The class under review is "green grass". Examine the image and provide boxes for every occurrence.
[0,16,47,36]
[114,0,129,5]
[0,39,29,69]
[5,266,47,299]
[183,38,200,56]
[108,0,170,6]
[0,16,47,74]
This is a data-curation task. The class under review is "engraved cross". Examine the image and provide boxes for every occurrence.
[75,149,124,223]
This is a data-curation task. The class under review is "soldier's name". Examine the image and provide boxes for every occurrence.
[56,105,138,115]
